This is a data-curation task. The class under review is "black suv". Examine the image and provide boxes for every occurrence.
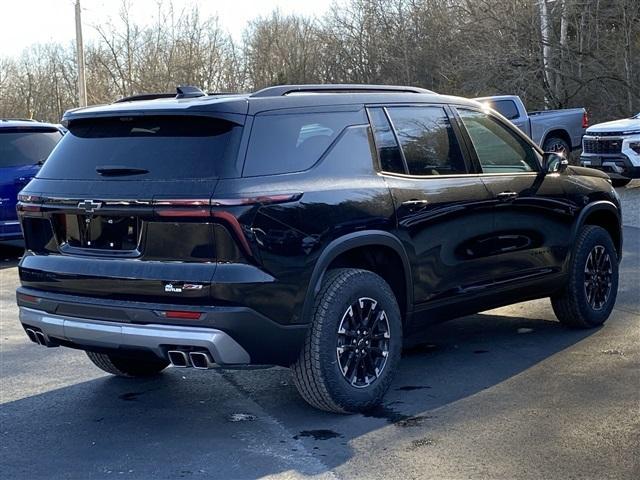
[16,84,622,413]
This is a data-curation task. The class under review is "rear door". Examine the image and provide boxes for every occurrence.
[453,107,573,285]
[368,105,494,310]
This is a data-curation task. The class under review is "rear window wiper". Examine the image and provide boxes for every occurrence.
[96,166,149,176]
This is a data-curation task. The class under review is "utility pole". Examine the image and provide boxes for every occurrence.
[539,0,556,108]
[75,0,87,107]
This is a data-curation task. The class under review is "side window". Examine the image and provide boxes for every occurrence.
[367,108,405,174]
[457,109,539,173]
[386,106,467,176]
[490,100,520,120]
[244,111,357,177]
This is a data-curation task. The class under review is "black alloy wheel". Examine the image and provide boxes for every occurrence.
[583,245,613,311]
[336,297,391,388]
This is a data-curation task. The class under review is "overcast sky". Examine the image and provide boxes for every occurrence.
[0,0,334,58]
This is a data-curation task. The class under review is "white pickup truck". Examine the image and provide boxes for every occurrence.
[579,113,640,187]
[476,95,587,156]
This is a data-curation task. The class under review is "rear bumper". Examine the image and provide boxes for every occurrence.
[20,306,251,364]
[16,287,308,366]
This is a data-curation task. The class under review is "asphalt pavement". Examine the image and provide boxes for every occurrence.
[1,183,638,479]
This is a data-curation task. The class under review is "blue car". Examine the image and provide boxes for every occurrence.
[1,119,64,241]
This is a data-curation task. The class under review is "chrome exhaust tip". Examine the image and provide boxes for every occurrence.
[25,328,39,344]
[168,350,190,367]
[189,351,214,370]
[35,331,47,346]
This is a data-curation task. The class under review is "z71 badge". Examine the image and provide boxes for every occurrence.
[164,283,203,293]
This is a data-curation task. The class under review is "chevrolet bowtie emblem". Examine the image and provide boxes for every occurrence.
[78,199,102,213]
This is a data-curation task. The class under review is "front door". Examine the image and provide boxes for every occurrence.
[454,108,573,284]
[368,105,495,308]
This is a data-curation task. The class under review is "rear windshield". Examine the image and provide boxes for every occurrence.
[37,116,242,180]
[0,129,62,168]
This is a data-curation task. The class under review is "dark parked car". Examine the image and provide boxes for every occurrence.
[16,85,622,412]
[1,119,64,242]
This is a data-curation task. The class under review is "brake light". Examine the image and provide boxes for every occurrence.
[155,208,210,217]
[210,193,303,206]
[154,193,302,217]
[17,293,40,304]
[582,112,589,129]
[160,311,203,320]
[17,203,41,213]
[16,194,43,213]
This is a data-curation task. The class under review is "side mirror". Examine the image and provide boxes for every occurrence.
[543,152,569,173]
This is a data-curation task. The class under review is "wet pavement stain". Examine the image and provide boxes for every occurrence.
[403,343,440,356]
[395,415,435,428]
[396,385,431,391]
[293,430,342,441]
[227,413,257,422]
[362,404,411,424]
[409,437,436,450]
[119,392,144,401]
[601,349,624,356]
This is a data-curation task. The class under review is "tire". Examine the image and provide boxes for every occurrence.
[86,351,169,377]
[543,136,570,158]
[291,268,402,413]
[551,225,619,328]
[611,178,632,188]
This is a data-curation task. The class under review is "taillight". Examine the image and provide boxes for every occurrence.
[16,194,43,213]
[158,310,203,320]
[153,193,302,217]
[582,112,589,129]
[153,193,303,258]
[210,193,303,207]
[17,293,41,305]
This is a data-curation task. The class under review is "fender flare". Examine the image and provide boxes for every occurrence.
[301,230,413,322]
[571,200,622,254]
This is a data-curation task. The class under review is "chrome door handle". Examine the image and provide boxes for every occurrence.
[402,199,429,207]
[496,191,518,201]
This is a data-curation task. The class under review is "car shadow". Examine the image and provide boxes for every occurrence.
[0,309,599,479]
[0,243,23,269]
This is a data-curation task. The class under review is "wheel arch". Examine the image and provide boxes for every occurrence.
[574,201,622,259]
[542,129,572,150]
[302,231,413,324]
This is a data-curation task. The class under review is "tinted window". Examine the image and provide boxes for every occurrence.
[386,106,467,176]
[367,108,405,174]
[244,111,358,176]
[37,116,241,180]
[489,100,520,120]
[0,129,62,168]
[457,109,538,173]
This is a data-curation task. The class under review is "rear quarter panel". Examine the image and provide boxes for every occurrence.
[212,124,396,325]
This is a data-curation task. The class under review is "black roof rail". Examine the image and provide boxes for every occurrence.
[114,85,208,104]
[206,92,244,96]
[251,84,435,98]
[114,93,176,103]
